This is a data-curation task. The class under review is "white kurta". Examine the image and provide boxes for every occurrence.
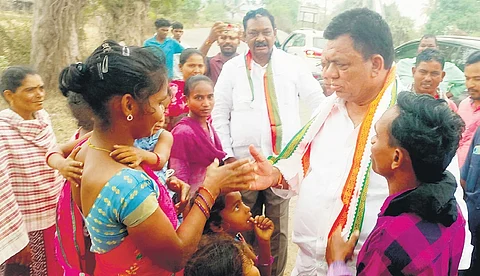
[212,47,324,159]
[276,97,472,275]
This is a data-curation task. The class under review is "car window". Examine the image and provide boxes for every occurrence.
[313,37,327,49]
[283,34,299,51]
[395,42,418,61]
[437,43,458,61]
[292,34,306,47]
[451,46,478,71]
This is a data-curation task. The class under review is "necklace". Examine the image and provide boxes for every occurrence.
[87,138,112,153]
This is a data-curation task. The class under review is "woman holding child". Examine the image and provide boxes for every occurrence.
[55,40,256,275]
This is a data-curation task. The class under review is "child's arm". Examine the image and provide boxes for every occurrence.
[152,130,173,169]
[252,215,274,276]
[46,132,91,186]
[111,131,173,170]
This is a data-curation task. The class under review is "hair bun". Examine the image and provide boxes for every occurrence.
[59,62,89,97]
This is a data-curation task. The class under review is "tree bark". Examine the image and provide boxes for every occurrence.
[101,0,151,46]
[31,0,86,92]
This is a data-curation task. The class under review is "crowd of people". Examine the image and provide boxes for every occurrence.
[0,6,480,276]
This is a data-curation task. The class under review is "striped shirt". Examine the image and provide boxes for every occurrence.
[0,109,63,262]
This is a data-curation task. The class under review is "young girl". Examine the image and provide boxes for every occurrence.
[202,191,274,276]
[185,234,260,276]
[169,75,225,195]
[166,48,206,130]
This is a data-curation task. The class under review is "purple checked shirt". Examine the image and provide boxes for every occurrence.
[328,190,466,276]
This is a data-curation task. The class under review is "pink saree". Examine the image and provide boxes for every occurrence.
[55,142,179,275]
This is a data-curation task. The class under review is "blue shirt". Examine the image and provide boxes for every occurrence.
[461,126,480,238]
[143,36,184,79]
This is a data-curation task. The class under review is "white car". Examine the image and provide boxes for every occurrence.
[281,29,326,83]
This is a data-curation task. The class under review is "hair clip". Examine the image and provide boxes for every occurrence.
[75,62,85,74]
[101,42,111,53]
[96,62,104,80]
[101,55,108,74]
[122,46,130,56]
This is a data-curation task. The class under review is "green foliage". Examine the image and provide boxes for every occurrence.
[383,3,417,46]
[0,12,32,69]
[263,0,299,32]
[149,0,203,26]
[425,0,480,36]
[203,2,229,22]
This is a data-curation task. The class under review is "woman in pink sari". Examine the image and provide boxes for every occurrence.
[54,40,255,276]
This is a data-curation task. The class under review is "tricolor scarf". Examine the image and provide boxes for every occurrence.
[245,51,282,155]
[270,67,398,239]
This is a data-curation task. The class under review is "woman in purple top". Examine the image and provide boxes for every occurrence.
[326,93,467,275]
[170,75,226,195]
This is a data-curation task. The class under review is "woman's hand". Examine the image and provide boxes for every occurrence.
[57,146,83,187]
[166,176,191,214]
[248,145,277,190]
[252,215,274,242]
[203,158,255,197]
[110,145,144,168]
[326,227,360,266]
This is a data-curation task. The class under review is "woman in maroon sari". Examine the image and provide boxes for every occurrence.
[170,75,226,195]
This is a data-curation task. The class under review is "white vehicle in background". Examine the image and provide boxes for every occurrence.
[281,28,326,83]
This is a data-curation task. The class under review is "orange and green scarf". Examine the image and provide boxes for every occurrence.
[245,51,282,155]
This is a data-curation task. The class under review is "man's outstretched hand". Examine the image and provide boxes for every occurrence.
[248,145,278,190]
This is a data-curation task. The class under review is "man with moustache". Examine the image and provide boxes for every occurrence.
[247,8,472,275]
[212,8,323,275]
[458,51,480,168]
[199,22,242,84]
[410,48,458,111]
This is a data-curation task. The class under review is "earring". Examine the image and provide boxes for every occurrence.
[126,114,134,121]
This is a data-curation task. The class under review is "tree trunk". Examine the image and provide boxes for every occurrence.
[31,0,86,92]
[102,0,151,46]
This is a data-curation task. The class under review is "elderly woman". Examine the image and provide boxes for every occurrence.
[0,67,64,275]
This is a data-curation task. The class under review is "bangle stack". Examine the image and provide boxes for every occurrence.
[195,186,215,219]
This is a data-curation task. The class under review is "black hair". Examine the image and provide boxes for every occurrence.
[179,48,204,66]
[420,34,438,45]
[1,66,37,99]
[203,195,226,234]
[59,40,167,129]
[243,8,276,31]
[415,48,445,69]
[144,46,166,65]
[184,75,213,97]
[155,18,171,29]
[389,92,465,183]
[172,22,184,30]
[184,234,244,276]
[324,8,394,69]
[466,50,480,66]
[66,91,94,131]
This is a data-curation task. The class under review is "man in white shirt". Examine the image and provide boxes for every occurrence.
[247,8,472,275]
[212,8,323,276]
